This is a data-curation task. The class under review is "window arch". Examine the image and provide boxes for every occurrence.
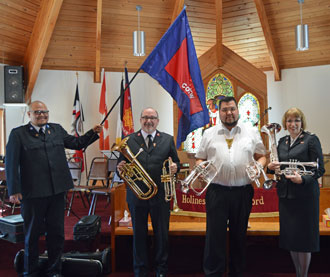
[238,92,261,129]
[184,73,233,153]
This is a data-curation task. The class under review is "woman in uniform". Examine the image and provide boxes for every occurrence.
[267,107,325,277]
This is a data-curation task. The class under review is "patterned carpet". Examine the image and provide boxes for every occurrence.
[1,193,330,276]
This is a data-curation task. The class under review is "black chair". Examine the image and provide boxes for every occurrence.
[66,156,84,218]
[0,162,7,216]
[87,156,118,225]
[0,162,18,215]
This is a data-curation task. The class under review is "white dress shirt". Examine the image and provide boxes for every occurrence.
[195,121,266,187]
[141,129,156,147]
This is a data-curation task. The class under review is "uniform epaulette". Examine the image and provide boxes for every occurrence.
[305,131,315,136]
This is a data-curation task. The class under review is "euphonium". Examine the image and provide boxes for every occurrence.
[111,137,158,200]
[161,159,181,212]
[180,161,218,196]
[261,123,282,189]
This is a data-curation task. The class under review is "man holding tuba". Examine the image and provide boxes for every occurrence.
[195,96,266,277]
[117,107,180,277]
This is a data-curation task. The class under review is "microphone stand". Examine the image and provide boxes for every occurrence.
[254,108,271,127]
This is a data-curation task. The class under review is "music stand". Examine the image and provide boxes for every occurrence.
[101,151,123,187]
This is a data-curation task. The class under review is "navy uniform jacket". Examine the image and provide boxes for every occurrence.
[119,130,180,207]
[5,123,99,199]
[277,130,325,199]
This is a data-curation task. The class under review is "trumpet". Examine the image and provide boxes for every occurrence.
[180,161,218,196]
[111,137,158,200]
[246,159,276,189]
[278,159,318,177]
[161,159,181,212]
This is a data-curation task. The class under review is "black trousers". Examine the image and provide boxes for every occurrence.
[203,183,254,277]
[21,192,65,276]
[128,202,170,277]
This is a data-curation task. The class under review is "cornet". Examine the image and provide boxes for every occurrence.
[180,161,218,196]
[246,159,276,189]
[277,159,318,177]
[111,137,158,200]
[161,159,181,212]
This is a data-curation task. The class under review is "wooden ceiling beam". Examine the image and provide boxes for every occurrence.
[94,0,102,83]
[24,0,63,103]
[215,0,223,67]
[171,0,185,23]
[254,0,281,81]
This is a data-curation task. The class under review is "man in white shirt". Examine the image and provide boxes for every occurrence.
[195,96,266,277]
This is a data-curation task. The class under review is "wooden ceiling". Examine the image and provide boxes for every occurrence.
[1,0,330,99]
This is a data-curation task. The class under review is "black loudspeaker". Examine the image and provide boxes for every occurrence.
[4,65,25,103]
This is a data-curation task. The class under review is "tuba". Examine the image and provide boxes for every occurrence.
[180,161,218,196]
[111,137,158,200]
[261,123,282,189]
[161,159,181,212]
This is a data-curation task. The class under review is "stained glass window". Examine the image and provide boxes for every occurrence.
[238,92,260,129]
[184,73,233,153]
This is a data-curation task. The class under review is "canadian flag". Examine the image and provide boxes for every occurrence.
[99,71,110,150]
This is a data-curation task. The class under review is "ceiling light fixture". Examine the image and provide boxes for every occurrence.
[295,0,309,51]
[133,5,145,56]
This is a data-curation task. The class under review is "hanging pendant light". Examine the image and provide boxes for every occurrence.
[295,0,309,51]
[133,5,145,56]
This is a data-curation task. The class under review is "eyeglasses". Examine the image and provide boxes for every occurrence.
[141,116,158,120]
[286,119,301,124]
[31,110,49,115]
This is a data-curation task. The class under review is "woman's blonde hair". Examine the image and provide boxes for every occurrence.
[282,107,306,130]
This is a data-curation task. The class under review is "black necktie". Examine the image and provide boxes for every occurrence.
[39,128,45,139]
[147,134,152,148]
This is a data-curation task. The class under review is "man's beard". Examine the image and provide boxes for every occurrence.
[221,119,238,128]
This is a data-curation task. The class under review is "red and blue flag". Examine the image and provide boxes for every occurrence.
[141,7,209,148]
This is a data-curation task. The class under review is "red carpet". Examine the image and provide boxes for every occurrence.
[1,193,330,276]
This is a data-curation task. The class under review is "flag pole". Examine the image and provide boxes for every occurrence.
[77,71,88,178]
[100,67,141,125]
[83,67,141,152]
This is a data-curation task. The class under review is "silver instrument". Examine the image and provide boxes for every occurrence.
[246,159,273,188]
[180,161,218,196]
[262,123,318,184]
[261,123,282,189]
[277,159,318,177]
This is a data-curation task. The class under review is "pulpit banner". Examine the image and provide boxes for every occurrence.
[174,188,279,217]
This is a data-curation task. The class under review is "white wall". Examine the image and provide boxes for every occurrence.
[1,64,330,162]
[0,67,173,175]
[266,64,330,154]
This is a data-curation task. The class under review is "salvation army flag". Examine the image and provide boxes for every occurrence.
[99,71,110,150]
[122,67,134,137]
[71,84,85,171]
[115,68,134,143]
[140,7,209,148]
